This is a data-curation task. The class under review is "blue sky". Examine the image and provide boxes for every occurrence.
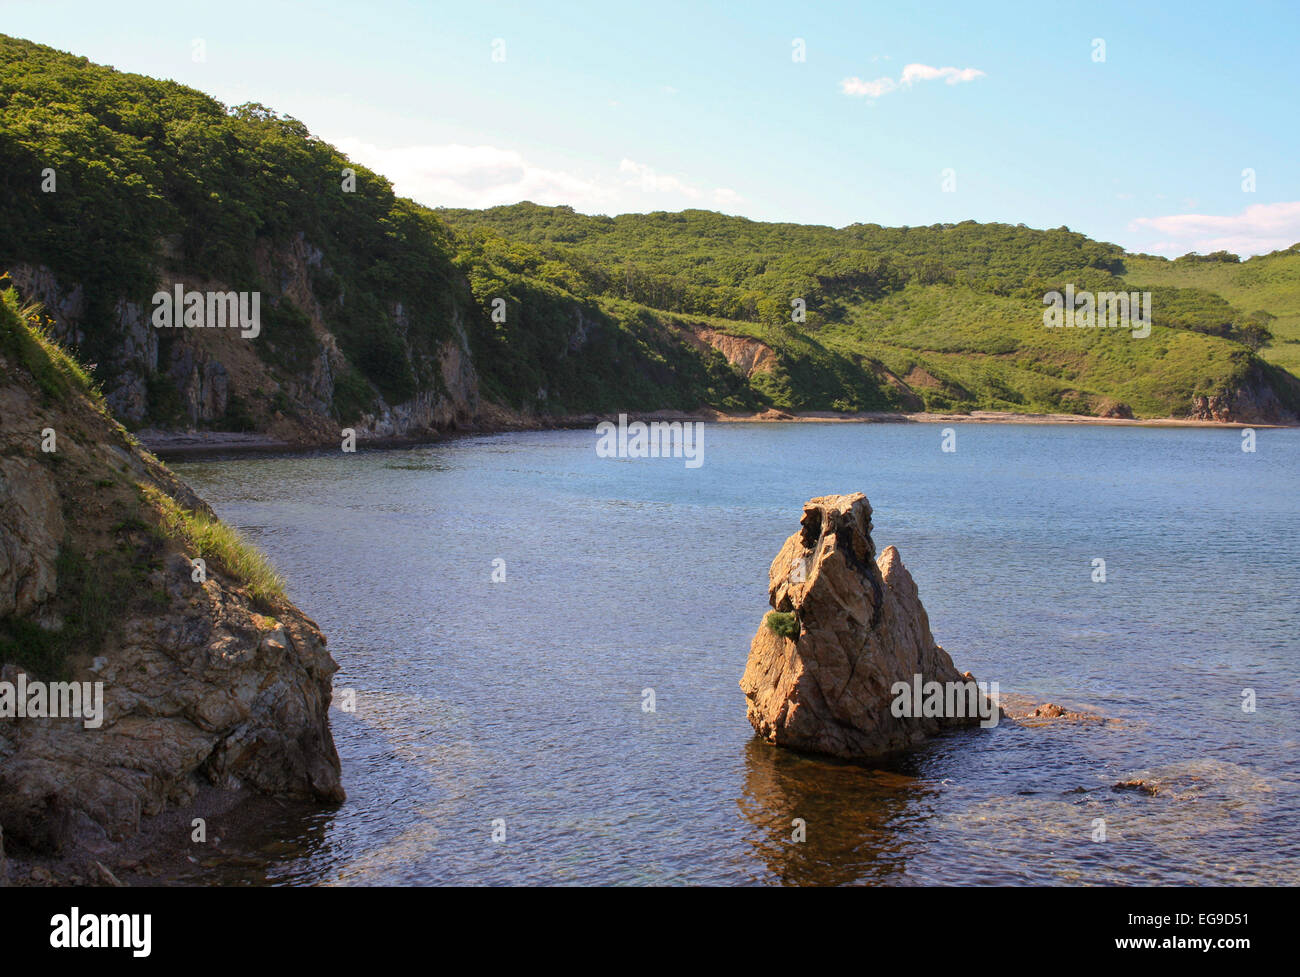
[6,0,1299,255]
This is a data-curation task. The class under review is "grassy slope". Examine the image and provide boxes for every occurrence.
[821,283,1254,416]
[1125,249,1300,375]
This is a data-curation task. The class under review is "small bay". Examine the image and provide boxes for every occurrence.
[174,422,1300,885]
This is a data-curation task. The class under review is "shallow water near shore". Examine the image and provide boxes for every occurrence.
[172,422,1300,885]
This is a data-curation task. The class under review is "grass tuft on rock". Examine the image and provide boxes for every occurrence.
[764,610,800,641]
[142,485,286,603]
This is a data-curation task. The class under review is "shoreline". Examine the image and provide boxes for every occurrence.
[139,409,1291,462]
[711,408,1284,428]
[4,785,326,887]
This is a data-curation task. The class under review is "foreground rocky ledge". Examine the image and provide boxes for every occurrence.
[0,293,343,874]
[741,492,993,759]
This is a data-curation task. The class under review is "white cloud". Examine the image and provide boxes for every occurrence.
[618,158,702,197]
[713,187,745,208]
[842,62,985,99]
[841,76,897,98]
[899,63,986,85]
[1128,201,1300,257]
[330,138,744,215]
[617,159,741,208]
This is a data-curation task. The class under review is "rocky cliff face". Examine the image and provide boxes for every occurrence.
[0,294,343,859]
[1187,361,1300,423]
[685,327,777,377]
[741,493,991,759]
[4,232,484,446]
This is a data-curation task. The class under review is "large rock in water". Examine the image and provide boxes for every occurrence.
[741,493,987,759]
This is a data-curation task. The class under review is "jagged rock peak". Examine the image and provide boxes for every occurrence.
[741,492,993,759]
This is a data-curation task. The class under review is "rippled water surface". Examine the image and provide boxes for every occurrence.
[174,422,1300,885]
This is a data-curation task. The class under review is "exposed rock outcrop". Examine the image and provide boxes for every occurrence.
[873,364,926,412]
[689,327,777,377]
[0,456,64,618]
[1094,398,1135,420]
[1113,779,1161,796]
[4,234,486,448]
[351,318,481,439]
[1185,361,1300,424]
[741,493,991,759]
[0,295,343,861]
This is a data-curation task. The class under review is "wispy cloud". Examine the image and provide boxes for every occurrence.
[1128,201,1300,257]
[841,76,899,98]
[900,64,985,85]
[329,138,743,215]
[841,62,985,99]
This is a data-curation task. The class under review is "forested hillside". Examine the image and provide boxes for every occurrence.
[0,33,755,438]
[2,32,1297,433]
[442,204,1300,419]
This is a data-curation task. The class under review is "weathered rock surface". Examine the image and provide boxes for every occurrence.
[0,300,344,860]
[691,327,777,377]
[1186,361,1300,423]
[0,456,64,618]
[741,492,989,759]
[1113,779,1161,796]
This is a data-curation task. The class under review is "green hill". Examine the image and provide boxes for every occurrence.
[442,203,1300,419]
[2,32,1297,431]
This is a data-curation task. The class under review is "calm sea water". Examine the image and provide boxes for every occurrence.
[173,422,1300,886]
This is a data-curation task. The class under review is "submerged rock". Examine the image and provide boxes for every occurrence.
[1113,779,1161,796]
[740,492,992,759]
[996,695,1107,725]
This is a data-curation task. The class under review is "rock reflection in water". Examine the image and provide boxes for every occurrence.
[738,739,930,886]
